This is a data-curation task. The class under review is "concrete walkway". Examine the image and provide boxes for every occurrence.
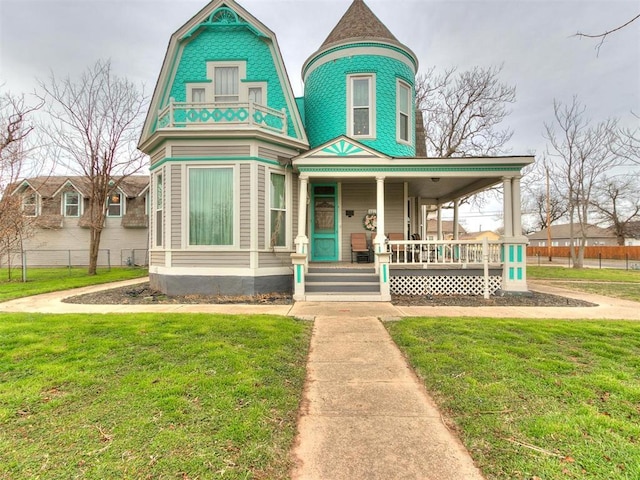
[290,315,483,480]
[2,279,640,479]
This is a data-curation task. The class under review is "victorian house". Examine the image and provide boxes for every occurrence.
[138,0,533,301]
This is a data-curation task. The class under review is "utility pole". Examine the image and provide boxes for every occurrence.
[546,165,552,262]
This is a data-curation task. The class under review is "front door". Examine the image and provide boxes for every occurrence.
[310,183,338,261]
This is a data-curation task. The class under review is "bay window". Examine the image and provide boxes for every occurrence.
[189,167,234,246]
[270,173,286,247]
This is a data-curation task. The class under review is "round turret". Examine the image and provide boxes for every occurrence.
[302,0,418,156]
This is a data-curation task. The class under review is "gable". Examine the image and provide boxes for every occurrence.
[140,0,307,148]
[296,136,389,161]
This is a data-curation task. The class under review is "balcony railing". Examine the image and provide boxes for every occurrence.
[386,239,503,266]
[157,100,287,134]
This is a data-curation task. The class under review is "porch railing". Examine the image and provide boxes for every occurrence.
[386,239,503,266]
[157,100,287,134]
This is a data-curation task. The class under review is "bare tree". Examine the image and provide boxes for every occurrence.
[522,158,568,231]
[544,96,621,267]
[415,65,516,158]
[590,175,640,245]
[0,90,41,273]
[574,13,640,54]
[38,60,146,274]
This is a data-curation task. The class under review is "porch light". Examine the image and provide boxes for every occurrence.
[431,177,440,182]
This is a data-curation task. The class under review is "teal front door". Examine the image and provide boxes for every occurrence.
[310,184,338,262]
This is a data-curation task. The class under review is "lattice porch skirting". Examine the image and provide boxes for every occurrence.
[390,272,502,296]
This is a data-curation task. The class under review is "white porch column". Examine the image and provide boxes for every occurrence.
[295,175,309,254]
[453,200,460,240]
[501,175,528,293]
[512,176,522,237]
[503,177,513,237]
[374,176,386,273]
[436,205,443,240]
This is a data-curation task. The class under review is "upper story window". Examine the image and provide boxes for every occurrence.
[64,191,80,217]
[397,80,411,143]
[107,192,122,217]
[248,87,263,105]
[348,74,375,139]
[214,66,239,103]
[22,193,37,217]
[191,87,206,103]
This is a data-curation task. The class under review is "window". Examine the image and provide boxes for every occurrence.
[348,75,375,138]
[270,173,286,247]
[214,66,239,103]
[397,81,411,143]
[191,87,206,103]
[107,192,122,217]
[155,173,163,247]
[248,87,263,105]
[189,167,234,246]
[22,193,37,216]
[64,191,80,217]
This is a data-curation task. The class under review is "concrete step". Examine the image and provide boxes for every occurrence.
[306,283,381,293]
[303,293,385,302]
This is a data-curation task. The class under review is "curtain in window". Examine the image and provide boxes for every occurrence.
[215,67,239,99]
[270,173,286,247]
[353,78,370,135]
[189,168,233,245]
[399,83,410,141]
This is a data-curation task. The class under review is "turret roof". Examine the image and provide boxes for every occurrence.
[320,0,400,49]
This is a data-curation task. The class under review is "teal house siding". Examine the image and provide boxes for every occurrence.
[165,28,298,139]
[304,54,415,156]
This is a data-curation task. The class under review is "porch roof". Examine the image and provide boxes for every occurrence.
[294,153,532,203]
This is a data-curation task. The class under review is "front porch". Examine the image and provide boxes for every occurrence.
[293,237,523,302]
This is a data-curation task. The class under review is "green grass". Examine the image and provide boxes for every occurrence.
[528,266,640,302]
[0,313,311,479]
[0,267,148,302]
[387,318,640,479]
[528,266,640,283]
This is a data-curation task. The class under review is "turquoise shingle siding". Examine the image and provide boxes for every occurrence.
[166,28,297,138]
[304,54,415,156]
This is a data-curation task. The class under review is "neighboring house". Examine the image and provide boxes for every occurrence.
[460,230,501,242]
[139,0,533,300]
[9,176,149,266]
[527,223,617,247]
[623,222,640,246]
[423,220,467,241]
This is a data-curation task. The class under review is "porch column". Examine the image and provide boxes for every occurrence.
[453,200,460,240]
[502,177,513,237]
[501,175,528,293]
[374,176,386,273]
[512,176,522,237]
[294,175,309,275]
[436,205,443,240]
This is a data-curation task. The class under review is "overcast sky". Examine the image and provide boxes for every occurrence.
[1,0,638,229]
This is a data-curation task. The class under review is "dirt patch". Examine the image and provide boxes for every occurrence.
[63,282,596,307]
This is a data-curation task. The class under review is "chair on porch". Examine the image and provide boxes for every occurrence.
[387,233,405,262]
[410,233,434,262]
[351,233,372,263]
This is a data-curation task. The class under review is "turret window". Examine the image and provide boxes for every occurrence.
[397,80,411,143]
[347,74,376,139]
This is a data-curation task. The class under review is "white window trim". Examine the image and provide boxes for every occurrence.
[245,81,268,106]
[186,83,212,104]
[22,192,38,217]
[267,169,290,250]
[347,73,376,139]
[396,79,412,145]
[207,61,247,102]
[185,164,239,250]
[63,191,81,217]
[154,171,163,248]
[107,192,123,218]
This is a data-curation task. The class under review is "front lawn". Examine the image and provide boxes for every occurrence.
[0,267,148,302]
[528,266,640,302]
[0,313,311,479]
[387,317,640,479]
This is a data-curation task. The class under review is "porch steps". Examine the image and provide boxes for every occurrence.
[304,267,382,301]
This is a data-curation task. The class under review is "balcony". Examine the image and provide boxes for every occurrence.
[157,100,287,134]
